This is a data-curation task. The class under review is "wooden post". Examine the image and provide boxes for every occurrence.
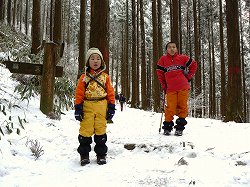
[40,42,58,115]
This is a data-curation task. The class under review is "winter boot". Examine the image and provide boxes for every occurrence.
[162,121,174,135]
[97,155,106,165]
[77,135,92,166]
[94,134,108,165]
[80,154,90,166]
[174,118,187,136]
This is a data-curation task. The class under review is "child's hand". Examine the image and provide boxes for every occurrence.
[74,104,83,121]
[106,103,116,120]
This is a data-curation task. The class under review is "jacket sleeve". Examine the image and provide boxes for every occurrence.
[156,56,167,90]
[74,74,86,105]
[105,75,115,104]
[185,58,198,80]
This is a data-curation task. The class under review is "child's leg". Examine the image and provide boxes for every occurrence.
[77,135,92,155]
[93,100,108,164]
[79,101,95,137]
[165,91,178,122]
[176,89,189,118]
[94,134,108,165]
[94,133,108,156]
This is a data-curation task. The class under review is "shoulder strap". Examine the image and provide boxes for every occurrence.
[85,73,106,91]
[185,58,192,68]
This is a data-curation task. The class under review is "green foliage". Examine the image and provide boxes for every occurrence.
[53,77,75,115]
[0,103,27,140]
[14,76,75,118]
[14,75,40,104]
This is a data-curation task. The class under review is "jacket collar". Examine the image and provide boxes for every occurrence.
[166,52,178,58]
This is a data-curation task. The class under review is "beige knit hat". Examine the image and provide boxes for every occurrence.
[85,47,104,67]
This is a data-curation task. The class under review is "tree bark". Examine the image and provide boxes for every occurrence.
[31,0,41,55]
[90,0,109,73]
[225,0,243,122]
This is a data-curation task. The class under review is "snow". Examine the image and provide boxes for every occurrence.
[0,65,250,187]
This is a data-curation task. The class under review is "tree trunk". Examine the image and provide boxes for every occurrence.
[140,0,147,110]
[171,0,179,48]
[53,0,62,45]
[31,0,41,55]
[239,0,247,122]
[12,0,17,27]
[25,0,29,35]
[152,0,160,112]
[157,0,163,56]
[219,0,226,119]
[89,0,109,73]
[193,0,202,117]
[0,0,4,21]
[7,0,11,24]
[225,0,243,122]
[78,0,86,78]
[131,0,137,108]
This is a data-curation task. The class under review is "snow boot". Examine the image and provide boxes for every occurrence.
[162,121,174,135]
[80,155,90,166]
[174,129,183,136]
[97,155,106,165]
[174,118,187,136]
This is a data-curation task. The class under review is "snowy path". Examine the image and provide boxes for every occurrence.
[1,99,250,186]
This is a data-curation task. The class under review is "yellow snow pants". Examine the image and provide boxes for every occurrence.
[79,99,107,137]
[164,89,189,122]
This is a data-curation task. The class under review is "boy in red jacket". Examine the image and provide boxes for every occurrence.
[156,42,197,136]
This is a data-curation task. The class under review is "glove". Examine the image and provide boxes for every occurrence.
[106,103,116,120]
[74,104,83,121]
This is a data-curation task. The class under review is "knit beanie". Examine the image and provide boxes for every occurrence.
[85,47,104,67]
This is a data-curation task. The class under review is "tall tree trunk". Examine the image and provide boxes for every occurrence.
[193,0,202,117]
[0,0,4,21]
[7,0,11,24]
[19,0,23,32]
[157,0,163,56]
[12,0,16,27]
[53,0,62,45]
[140,0,147,110]
[219,0,226,119]
[78,0,86,78]
[208,33,213,118]
[50,0,54,41]
[225,0,243,122]
[178,0,182,53]
[89,0,109,72]
[131,0,137,108]
[171,0,179,48]
[211,20,216,118]
[31,0,41,55]
[25,0,29,35]
[136,1,140,107]
[125,0,130,101]
[239,0,247,122]
[152,0,160,112]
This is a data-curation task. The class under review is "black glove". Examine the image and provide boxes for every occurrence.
[74,104,83,121]
[106,103,116,120]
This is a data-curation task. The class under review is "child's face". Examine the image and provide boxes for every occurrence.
[166,43,178,56]
[89,54,102,70]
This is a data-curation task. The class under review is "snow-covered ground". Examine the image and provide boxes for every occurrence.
[0,65,250,187]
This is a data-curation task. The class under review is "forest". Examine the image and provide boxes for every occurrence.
[0,0,249,123]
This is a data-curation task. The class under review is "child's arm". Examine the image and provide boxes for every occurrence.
[185,59,198,81]
[156,57,167,91]
[105,75,115,104]
[74,74,86,105]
